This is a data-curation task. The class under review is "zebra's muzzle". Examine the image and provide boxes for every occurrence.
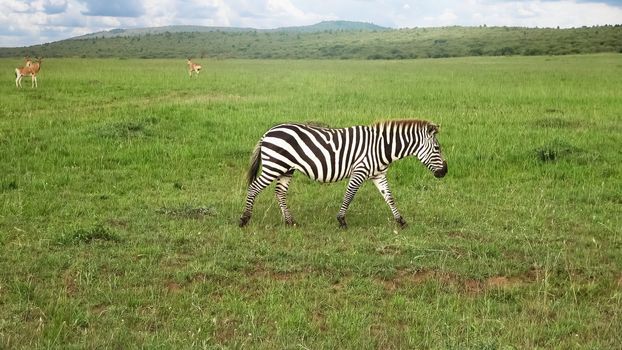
[433,161,448,178]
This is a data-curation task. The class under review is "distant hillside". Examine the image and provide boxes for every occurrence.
[1,23,620,59]
[73,25,254,39]
[274,20,389,33]
[72,21,388,40]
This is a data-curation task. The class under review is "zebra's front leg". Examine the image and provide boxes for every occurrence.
[372,174,407,228]
[336,171,368,229]
[239,172,277,227]
[275,170,296,226]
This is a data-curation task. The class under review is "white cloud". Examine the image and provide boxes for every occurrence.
[391,0,622,28]
[1,0,621,47]
[223,0,327,28]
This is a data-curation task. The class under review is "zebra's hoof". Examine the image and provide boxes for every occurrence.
[337,216,348,229]
[239,216,250,227]
[396,217,408,228]
[285,220,297,227]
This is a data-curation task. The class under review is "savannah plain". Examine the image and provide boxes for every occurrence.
[0,54,621,348]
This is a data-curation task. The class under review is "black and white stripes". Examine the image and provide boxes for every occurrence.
[239,119,447,228]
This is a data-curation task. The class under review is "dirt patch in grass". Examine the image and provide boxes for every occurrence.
[63,270,79,296]
[330,276,351,293]
[247,263,311,282]
[91,303,109,317]
[186,272,209,284]
[157,205,217,219]
[486,276,523,288]
[312,311,328,331]
[22,307,46,323]
[159,253,194,268]
[107,218,129,228]
[377,268,542,295]
[375,244,404,255]
[213,318,241,343]
[161,271,235,295]
[463,279,484,294]
[378,269,436,292]
[463,276,525,295]
[165,282,183,294]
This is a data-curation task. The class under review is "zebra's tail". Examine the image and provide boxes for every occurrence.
[246,140,262,186]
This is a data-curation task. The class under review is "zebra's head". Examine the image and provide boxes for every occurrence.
[417,123,447,178]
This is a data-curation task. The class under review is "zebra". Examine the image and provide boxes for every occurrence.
[239,119,447,228]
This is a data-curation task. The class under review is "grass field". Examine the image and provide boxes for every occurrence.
[1,55,621,348]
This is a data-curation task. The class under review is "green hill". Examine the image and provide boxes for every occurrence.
[73,26,255,39]
[68,21,388,40]
[273,20,389,33]
[1,23,620,59]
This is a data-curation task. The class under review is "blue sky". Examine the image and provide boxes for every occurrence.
[1,0,621,47]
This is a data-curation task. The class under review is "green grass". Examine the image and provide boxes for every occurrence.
[1,55,621,348]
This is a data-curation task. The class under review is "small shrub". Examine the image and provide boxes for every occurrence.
[2,180,18,191]
[534,139,582,163]
[96,117,158,139]
[533,117,579,129]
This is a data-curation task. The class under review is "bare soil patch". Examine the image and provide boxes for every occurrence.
[377,267,541,295]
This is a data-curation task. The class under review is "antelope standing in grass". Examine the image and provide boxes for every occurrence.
[16,57,42,88]
[187,58,202,77]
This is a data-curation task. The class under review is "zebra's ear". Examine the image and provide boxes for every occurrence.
[427,123,439,135]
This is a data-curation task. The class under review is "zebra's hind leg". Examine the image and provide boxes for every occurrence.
[275,169,296,226]
[239,171,279,227]
[371,174,407,228]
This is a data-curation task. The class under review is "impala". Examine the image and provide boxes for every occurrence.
[187,58,202,77]
[16,57,42,88]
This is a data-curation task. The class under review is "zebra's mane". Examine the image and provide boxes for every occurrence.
[374,119,426,126]
[374,119,438,132]
[296,119,438,133]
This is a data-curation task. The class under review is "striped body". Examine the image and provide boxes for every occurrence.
[240,120,447,228]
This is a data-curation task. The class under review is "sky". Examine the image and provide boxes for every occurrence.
[1,0,622,47]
